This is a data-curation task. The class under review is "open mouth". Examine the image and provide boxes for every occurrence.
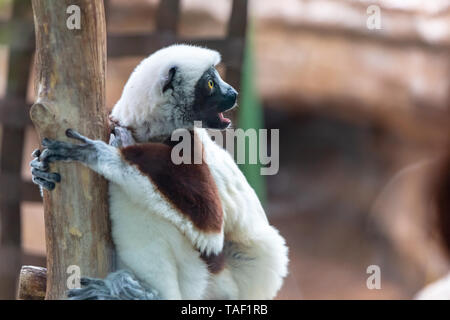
[218,112,231,127]
[213,101,237,129]
[201,101,236,130]
[203,111,231,130]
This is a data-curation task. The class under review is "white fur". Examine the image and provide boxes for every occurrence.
[90,45,289,299]
[88,129,288,299]
[110,44,221,141]
[198,128,289,299]
[415,272,450,300]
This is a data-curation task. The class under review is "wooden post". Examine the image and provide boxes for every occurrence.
[17,266,47,300]
[0,0,34,300]
[30,0,113,299]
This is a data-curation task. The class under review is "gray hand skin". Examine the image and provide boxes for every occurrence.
[30,148,61,192]
[30,127,134,192]
[67,270,159,300]
[30,129,94,191]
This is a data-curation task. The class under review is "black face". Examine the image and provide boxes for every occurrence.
[192,67,237,129]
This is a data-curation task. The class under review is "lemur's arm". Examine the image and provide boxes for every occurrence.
[30,126,134,193]
[30,128,224,256]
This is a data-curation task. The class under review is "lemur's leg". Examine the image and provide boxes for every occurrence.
[67,270,160,300]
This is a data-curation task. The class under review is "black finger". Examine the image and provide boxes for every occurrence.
[32,168,61,183]
[30,157,49,171]
[66,289,79,298]
[39,148,51,162]
[40,150,74,163]
[66,129,89,143]
[32,149,41,158]
[42,138,59,148]
[32,176,55,191]
[80,277,104,287]
[39,148,66,162]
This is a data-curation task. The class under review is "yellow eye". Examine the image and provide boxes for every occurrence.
[208,80,214,90]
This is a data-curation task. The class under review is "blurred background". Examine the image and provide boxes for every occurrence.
[0,0,449,299]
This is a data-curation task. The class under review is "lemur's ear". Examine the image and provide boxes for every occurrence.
[162,67,177,93]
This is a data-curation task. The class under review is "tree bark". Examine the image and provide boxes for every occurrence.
[30,0,113,300]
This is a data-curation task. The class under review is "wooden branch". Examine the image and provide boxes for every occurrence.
[17,266,46,300]
[30,0,113,299]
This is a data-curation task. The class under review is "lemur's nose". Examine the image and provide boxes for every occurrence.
[229,87,238,96]
[228,87,238,102]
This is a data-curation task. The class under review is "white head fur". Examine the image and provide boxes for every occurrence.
[110,44,221,142]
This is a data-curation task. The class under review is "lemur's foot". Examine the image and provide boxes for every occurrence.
[67,270,160,300]
[30,129,95,191]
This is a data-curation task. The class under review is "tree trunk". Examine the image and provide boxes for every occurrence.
[30,0,113,300]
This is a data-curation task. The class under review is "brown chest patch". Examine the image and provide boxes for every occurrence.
[120,131,223,233]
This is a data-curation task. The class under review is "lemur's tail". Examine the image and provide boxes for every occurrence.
[67,270,160,300]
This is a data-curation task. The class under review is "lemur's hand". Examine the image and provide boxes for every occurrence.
[30,129,96,191]
[109,126,135,148]
[30,148,61,191]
